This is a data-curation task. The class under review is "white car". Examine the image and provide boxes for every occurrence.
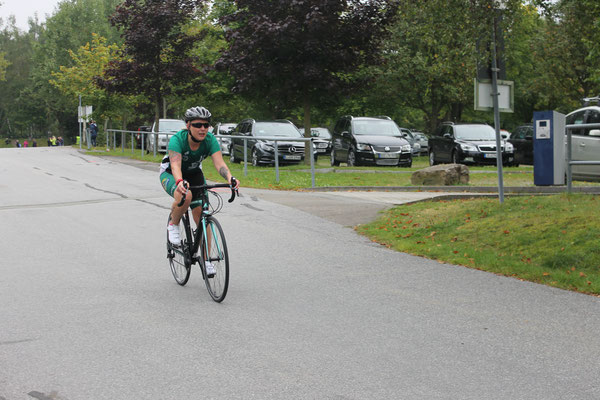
[147,118,186,153]
[565,105,600,181]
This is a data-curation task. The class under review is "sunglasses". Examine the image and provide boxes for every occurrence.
[190,122,210,129]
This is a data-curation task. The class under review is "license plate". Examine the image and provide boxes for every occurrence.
[377,153,398,159]
[283,155,301,160]
[484,153,497,158]
[317,149,326,153]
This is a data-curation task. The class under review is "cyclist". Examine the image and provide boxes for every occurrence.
[160,106,239,275]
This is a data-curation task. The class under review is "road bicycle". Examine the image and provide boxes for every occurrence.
[167,179,238,302]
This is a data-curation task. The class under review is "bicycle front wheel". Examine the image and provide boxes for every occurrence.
[167,213,191,286]
[201,216,229,302]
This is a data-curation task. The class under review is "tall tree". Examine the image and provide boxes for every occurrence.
[97,0,207,130]
[216,0,398,163]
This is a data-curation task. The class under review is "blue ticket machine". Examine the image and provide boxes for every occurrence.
[533,110,565,186]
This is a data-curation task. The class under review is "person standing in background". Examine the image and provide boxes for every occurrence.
[89,120,98,147]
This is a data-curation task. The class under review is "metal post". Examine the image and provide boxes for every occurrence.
[131,133,134,154]
[309,138,315,188]
[566,127,572,193]
[121,132,124,153]
[243,138,248,176]
[491,11,504,204]
[274,140,280,183]
[78,95,82,150]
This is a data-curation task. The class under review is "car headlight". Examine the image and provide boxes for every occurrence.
[356,143,372,151]
[460,143,477,152]
[401,144,411,153]
[504,142,514,152]
[257,142,274,151]
[413,143,421,150]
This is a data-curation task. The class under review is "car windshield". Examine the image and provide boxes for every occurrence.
[311,128,331,139]
[160,120,186,132]
[219,124,236,134]
[455,125,496,141]
[254,122,301,137]
[352,120,402,136]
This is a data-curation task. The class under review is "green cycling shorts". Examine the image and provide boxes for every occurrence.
[160,171,208,210]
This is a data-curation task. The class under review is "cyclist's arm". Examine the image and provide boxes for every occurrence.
[169,150,187,194]
[211,151,240,189]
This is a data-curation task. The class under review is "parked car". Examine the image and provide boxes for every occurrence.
[412,131,429,155]
[500,129,511,140]
[399,127,421,156]
[147,118,186,153]
[298,127,332,158]
[215,122,236,155]
[330,116,412,167]
[229,119,305,166]
[565,105,600,181]
[428,122,514,166]
[507,124,533,166]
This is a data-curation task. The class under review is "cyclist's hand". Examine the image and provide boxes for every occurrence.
[177,180,189,195]
[230,177,240,190]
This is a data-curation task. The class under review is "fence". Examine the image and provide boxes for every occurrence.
[565,122,600,193]
[105,129,317,188]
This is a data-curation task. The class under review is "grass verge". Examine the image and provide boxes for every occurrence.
[87,147,600,190]
[356,194,600,295]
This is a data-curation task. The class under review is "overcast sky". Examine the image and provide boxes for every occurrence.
[1,0,61,31]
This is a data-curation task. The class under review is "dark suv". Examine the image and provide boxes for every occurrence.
[229,119,305,166]
[330,116,412,167]
[428,122,514,166]
[508,124,533,166]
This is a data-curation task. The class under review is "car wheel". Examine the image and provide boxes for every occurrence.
[252,148,260,167]
[347,148,356,167]
[331,149,340,166]
[429,149,437,166]
[229,146,239,164]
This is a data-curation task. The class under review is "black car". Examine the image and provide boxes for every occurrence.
[330,116,412,167]
[229,119,305,166]
[508,124,533,166]
[135,125,151,149]
[428,122,515,166]
[299,127,332,158]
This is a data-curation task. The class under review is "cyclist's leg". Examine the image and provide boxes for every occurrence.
[160,171,191,224]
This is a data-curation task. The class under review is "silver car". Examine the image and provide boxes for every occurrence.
[147,119,186,153]
[566,105,600,181]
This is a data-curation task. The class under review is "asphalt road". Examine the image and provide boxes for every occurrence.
[1,147,599,400]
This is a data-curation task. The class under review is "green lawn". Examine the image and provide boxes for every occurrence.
[357,194,600,296]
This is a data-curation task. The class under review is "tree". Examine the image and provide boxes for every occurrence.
[97,0,208,130]
[216,0,398,163]
[50,33,140,132]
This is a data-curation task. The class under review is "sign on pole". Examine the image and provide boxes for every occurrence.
[474,79,514,113]
[78,105,93,122]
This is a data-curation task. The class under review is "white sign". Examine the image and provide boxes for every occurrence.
[78,105,93,122]
[474,79,514,113]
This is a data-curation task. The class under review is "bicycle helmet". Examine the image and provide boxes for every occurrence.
[184,106,212,122]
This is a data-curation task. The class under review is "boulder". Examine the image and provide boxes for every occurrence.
[411,163,469,186]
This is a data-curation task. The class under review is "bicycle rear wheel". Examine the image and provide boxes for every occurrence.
[201,216,229,302]
[167,213,191,286]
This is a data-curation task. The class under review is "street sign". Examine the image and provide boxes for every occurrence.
[474,79,514,113]
[78,105,93,122]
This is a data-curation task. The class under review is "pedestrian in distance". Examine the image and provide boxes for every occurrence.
[32,139,37,147]
[89,120,98,147]
[15,140,21,148]
[23,139,28,147]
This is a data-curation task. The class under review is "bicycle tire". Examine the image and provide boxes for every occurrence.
[167,213,191,286]
[200,216,229,302]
